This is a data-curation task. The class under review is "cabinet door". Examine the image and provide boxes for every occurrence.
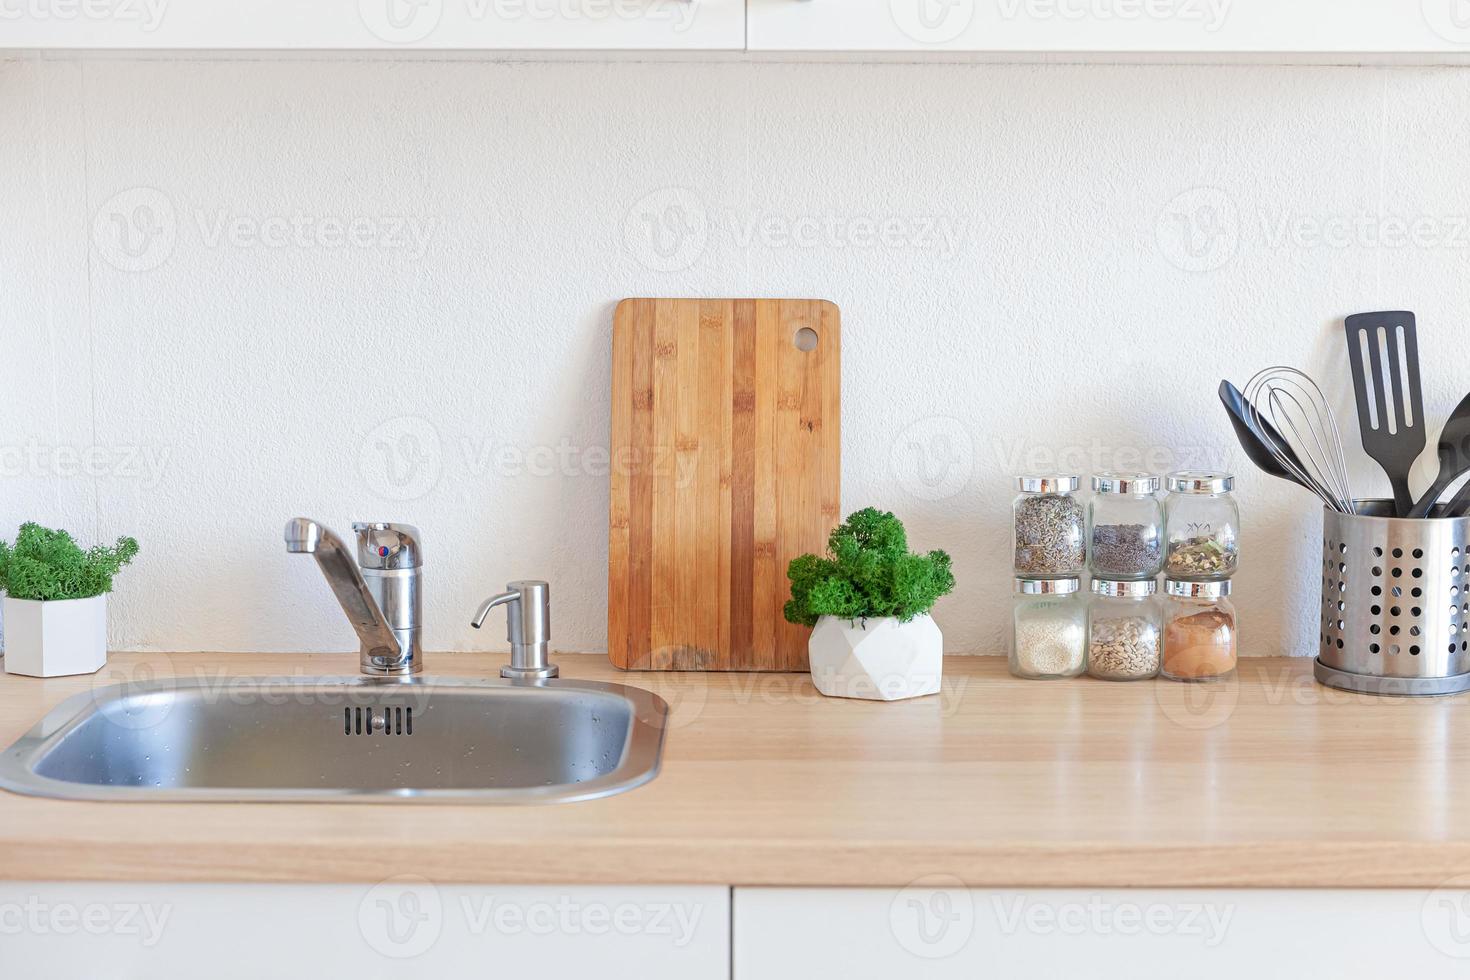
[0,0,744,50]
[736,886,1470,978]
[747,0,1466,54]
[0,882,729,980]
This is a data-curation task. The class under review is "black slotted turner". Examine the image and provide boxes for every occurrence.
[1344,311,1426,517]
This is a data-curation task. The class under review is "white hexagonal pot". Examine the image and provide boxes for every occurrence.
[3,595,109,678]
[807,614,943,701]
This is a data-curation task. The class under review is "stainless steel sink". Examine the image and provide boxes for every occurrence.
[0,676,668,804]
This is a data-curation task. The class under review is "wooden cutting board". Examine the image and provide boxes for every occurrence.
[609,298,841,671]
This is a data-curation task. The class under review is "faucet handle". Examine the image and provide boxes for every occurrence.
[472,580,557,680]
[351,522,424,571]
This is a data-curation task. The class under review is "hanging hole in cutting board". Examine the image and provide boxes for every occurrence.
[794,327,819,352]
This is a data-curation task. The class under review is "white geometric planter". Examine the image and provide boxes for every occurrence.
[807,614,943,701]
[3,595,108,678]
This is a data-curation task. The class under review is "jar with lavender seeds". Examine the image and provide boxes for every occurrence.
[1088,578,1161,681]
[1089,473,1164,580]
[1013,476,1086,578]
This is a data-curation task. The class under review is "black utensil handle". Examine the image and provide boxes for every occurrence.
[1391,477,1415,518]
[1408,474,1453,519]
[1447,480,1470,519]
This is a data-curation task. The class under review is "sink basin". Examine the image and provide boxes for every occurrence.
[0,676,668,804]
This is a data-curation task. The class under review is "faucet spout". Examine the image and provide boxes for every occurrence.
[284,517,324,554]
[284,518,419,675]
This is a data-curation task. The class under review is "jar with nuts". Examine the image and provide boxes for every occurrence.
[1164,472,1239,582]
[1087,578,1161,681]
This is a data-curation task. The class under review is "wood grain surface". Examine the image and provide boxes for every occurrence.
[609,298,841,671]
[4,653,1470,887]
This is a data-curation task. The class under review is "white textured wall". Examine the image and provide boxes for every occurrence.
[5,58,1470,658]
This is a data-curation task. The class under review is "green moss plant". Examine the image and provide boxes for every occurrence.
[0,523,140,602]
[784,508,954,627]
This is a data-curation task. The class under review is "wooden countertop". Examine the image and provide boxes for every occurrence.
[1,652,1468,888]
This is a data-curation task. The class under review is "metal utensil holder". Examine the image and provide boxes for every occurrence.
[1317,501,1470,696]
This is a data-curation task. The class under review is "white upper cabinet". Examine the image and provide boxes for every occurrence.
[748,0,1470,55]
[0,0,744,50]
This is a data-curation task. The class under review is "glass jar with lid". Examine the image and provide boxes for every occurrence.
[1164,472,1239,581]
[1011,578,1087,680]
[1162,580,1237,682]
[1088,579,1162,681]
[1089,473,1164,580]
[1012,476,1086,579]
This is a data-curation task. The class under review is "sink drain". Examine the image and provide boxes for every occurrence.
[344,706,413,736]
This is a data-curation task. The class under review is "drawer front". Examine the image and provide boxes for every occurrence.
[747,0,1462,53]
[0,882,729,980]
[1,0,745,50]
[736,885,1470,978]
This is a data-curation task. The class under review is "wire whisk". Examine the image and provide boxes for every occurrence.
[1243,367,1357,515]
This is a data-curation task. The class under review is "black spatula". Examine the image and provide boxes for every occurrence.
[1218,380,1312,491]
[1344,311,1426,517]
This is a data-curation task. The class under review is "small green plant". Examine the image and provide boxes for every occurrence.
[0,523,140,602]
[784,508,955,627]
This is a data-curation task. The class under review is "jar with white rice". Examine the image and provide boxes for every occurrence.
[1010,578,1087,679]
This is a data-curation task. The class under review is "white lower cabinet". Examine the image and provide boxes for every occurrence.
[16,880,1470,976]
[0,882,729,979]
[735,887,1470,979]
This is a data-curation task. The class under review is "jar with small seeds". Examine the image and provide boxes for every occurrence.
[1162,579,1237,682]
[1013,476,1086,578]
[1164,472,1239,582]
[1011,578,1087,680]
[1089,473,1164,580]
[1087,579,1161,681]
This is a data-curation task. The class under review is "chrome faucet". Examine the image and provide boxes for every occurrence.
[285,518,424,676]
[472,581,558,680]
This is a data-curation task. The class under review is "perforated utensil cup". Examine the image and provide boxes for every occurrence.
[1317,501,1470,696]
